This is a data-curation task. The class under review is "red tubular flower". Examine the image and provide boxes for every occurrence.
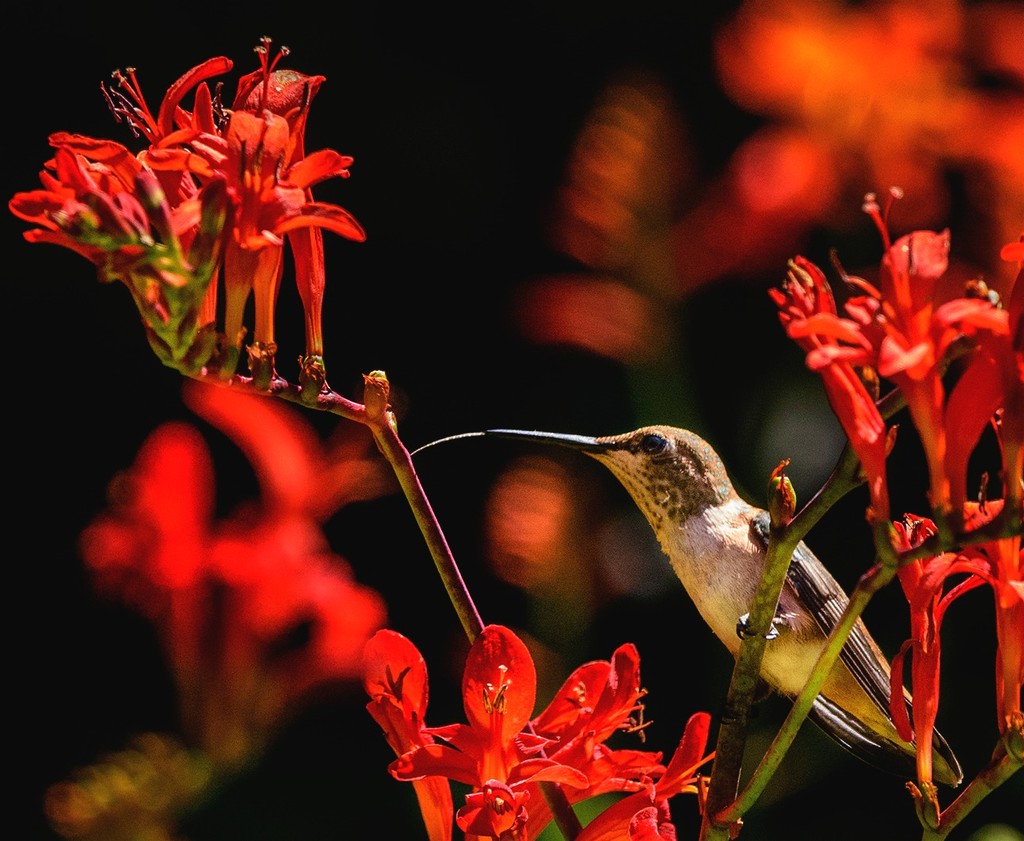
[859,193,1019,525]
[231,40,333,368]
[363,630,454,841]
[10,39,364,383]
[525,642,667,817]
[100,57,233,203]
[10,143,227,370]
[574,712,713,841]
[208,107,364,360]
[770,254,891,521]
[183,38,365,381]
[959,526,1024,732]
[888,512,999,785]
[388,625,589,840]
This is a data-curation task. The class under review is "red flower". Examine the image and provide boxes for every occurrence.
[770,254,891,521]
[9,144,227,368]
[522,642,670,828]
[201,106,363,361]
[859,192,1019,523]
[9,39,364,383]
[574,712,713,841]
[364,629,454,841]
[889,499,1022,784]
[388,625,589,840]
[774,191,1022,535]
[365,625,712,841]
[889,514,986,784]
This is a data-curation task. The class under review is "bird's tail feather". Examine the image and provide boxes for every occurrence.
[809,695,963,787]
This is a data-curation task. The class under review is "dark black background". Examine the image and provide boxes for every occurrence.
[7,3,1021,840]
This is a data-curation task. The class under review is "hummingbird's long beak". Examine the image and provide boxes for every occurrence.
[485,429,605,452]
[409,429,606,457]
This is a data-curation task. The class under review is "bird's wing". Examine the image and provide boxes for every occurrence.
[750,512,962,786]
[750,512,893,711]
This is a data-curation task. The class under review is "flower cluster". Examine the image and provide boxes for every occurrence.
[364,624,713,841]
[770,191,1023,786]
[9,38,364,390]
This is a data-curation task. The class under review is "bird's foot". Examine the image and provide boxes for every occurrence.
[736,612,779,641]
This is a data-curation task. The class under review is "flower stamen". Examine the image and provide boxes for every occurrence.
[102,67,159,141]
[483,665,510,714]
[253,36,292,113]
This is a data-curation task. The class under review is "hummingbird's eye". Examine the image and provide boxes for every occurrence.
[639,432,670,455]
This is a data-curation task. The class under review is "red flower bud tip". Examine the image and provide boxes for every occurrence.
[363,370,391,426]
[768,459,796,527]
[1005,711,1023,763]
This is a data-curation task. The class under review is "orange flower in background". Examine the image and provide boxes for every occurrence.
[714,0,1024,294]
[80,381,389,768]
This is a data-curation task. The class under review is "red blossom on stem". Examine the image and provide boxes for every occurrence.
[889,514,986,785]
[769,253,891,522]
[364,625,712,841]
[859,191,1019,527]
[9,38,364,384]
[773,192,1023,787]
[363,630,454,841]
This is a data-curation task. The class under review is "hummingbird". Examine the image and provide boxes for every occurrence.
[418,424,963,786]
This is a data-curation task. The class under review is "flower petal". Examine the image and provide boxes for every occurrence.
[462,625,537,741]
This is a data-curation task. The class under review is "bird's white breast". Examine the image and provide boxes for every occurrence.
[658,498,768,655]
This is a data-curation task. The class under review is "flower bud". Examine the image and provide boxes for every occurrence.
[768,459,796,527]
[363,370,391,427]
[299,354,327,405]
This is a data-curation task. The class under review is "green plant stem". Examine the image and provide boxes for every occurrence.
[723,561,893,826]
[711,483,1023,831]
[699,444,864,840]
[697,533,795,841]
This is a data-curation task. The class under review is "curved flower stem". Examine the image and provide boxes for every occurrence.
[360,373,484,642]
[698,532,797,841]
[920,739,1022,840]
[700,444,865,840]
[362,375,583,839]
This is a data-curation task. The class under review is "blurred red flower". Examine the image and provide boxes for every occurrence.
[80,381,389,767]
